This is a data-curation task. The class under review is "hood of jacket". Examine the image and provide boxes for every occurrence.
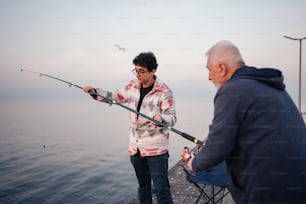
[230,66,285,90]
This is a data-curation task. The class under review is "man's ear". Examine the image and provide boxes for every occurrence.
[219,63,227,77]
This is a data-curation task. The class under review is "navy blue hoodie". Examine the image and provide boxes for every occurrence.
[192,66,306,203]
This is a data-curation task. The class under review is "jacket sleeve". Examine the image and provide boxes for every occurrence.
[95,81,132,104]
[192,87,240,172]
[159,90,177,127]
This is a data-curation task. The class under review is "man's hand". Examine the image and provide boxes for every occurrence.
[181,147,195,171]
[153,114,163,126]
[83,86,94,93]
[83,86,97,99]
[187,157,194,171]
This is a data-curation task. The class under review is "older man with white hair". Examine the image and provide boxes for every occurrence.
[187,40,306,203]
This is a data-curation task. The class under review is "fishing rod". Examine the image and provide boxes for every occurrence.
[20,68,203,145]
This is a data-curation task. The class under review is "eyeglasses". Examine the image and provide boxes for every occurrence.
[132,68,149,75]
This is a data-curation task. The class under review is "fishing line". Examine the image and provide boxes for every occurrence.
[20,69,83,89]
[20,68,203,145]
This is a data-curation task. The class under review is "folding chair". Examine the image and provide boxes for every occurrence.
[182,161,230,204]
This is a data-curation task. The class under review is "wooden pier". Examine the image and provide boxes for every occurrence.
[128,159,235,204]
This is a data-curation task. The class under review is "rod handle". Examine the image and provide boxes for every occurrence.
[181,132,203,145]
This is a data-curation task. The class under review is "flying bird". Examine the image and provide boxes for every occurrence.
[114,44,126,52]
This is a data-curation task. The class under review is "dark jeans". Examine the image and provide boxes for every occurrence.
[130,151,173,204]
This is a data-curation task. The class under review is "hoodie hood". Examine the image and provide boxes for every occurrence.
[231,66,285,90]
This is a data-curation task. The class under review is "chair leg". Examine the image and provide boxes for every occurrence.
[194,183,207,204]
[193,184,230,204]
[205,186,230,204]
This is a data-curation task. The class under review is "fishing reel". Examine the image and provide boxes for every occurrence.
[181,146,195,162]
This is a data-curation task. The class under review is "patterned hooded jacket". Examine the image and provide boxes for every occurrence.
[95,77,177,157]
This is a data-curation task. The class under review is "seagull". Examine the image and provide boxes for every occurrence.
[114,44,126,52]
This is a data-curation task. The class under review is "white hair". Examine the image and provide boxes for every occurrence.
[206,40,245,68]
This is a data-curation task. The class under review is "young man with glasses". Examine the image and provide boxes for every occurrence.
[84,52,176,204]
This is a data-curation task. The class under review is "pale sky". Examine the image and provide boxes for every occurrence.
[1,0,306,109]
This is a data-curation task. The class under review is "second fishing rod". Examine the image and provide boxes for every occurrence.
[21,68,203,146]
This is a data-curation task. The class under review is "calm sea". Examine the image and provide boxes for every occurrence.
[0,96,213,204]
